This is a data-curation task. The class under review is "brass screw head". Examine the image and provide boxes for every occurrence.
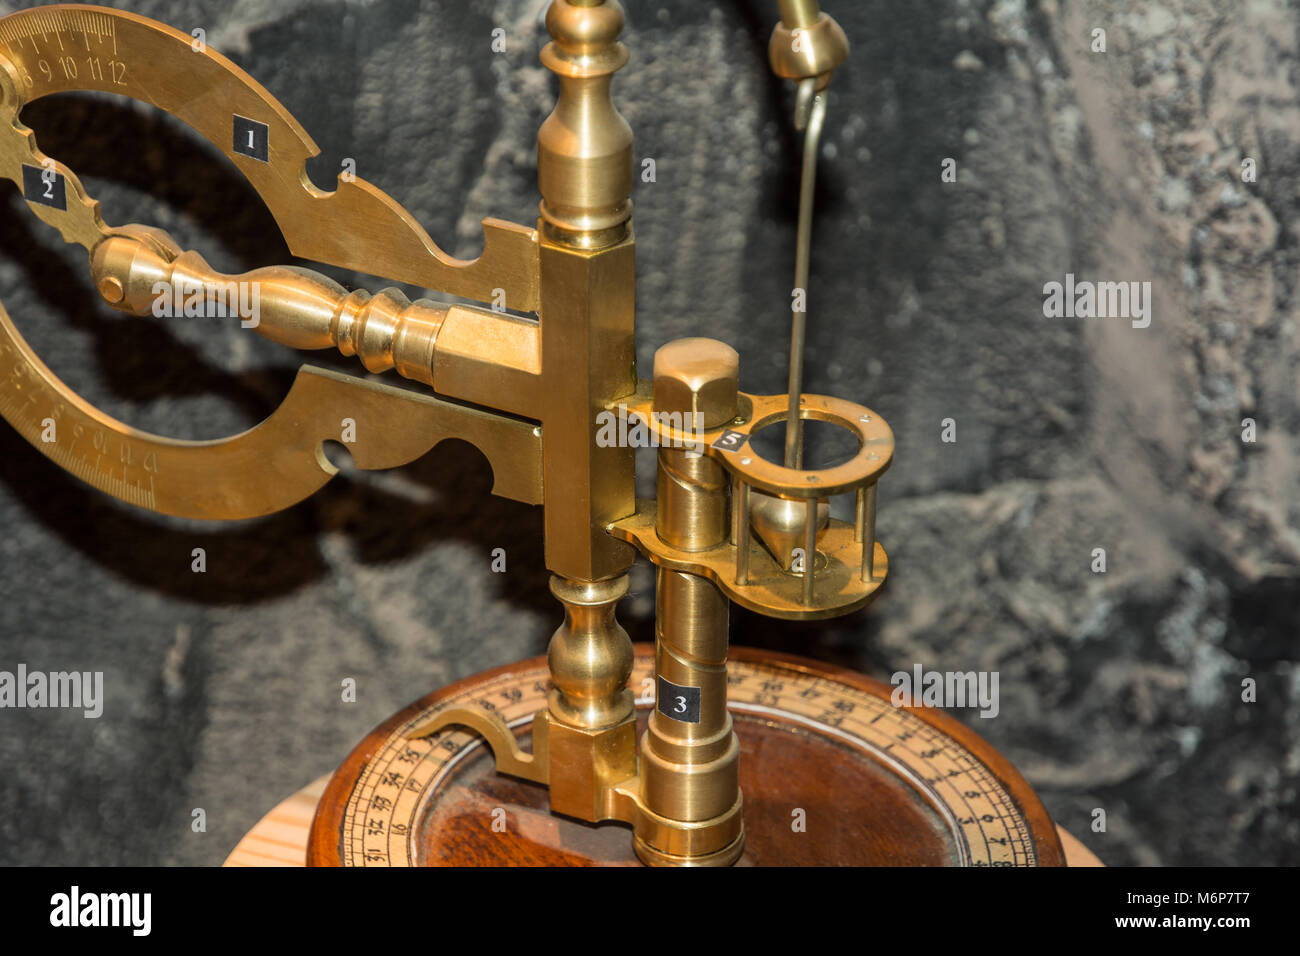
[97,276,125,304]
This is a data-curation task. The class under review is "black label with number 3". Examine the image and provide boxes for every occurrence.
[657,675,701,724]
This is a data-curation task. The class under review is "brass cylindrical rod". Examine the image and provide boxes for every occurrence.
[855,485,865,542]
[861,484,877,582]
[782,81,827,469]
[730,472,741,547]
[734,479,751,586]
[657,449,729,548]
[802,497,817,605]
[640,449,742,859]
[779,0,820,28]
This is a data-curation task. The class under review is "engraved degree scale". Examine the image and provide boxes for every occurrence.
[0,2,1083,866]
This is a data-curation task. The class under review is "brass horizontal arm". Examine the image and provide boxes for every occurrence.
[90,228,544,419]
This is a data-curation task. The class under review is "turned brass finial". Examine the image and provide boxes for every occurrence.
[538,0,634,249]
[546,574,635,729]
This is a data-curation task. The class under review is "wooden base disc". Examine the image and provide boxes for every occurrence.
[305,646,1076,867]
[227,779,1102,867]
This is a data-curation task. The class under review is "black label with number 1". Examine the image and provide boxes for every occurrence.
[657,675,702,724]
[233,115,270,163]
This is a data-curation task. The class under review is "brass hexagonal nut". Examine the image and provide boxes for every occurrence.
[652,338,739,430]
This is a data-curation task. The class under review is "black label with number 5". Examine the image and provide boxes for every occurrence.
[657,675,701,724]
[711,429,748,452]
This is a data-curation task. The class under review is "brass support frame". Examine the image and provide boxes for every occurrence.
[407,705,548,784]
[426,1,642,822]
[778,0,821,27]
[388,0,870,866]
[525,0,643,833]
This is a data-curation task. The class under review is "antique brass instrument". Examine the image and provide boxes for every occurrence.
[0,1,1077,866]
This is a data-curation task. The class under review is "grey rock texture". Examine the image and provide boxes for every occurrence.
[0,0,1296,866]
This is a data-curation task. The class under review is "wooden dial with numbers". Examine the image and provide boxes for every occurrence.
[309,646,1066,867]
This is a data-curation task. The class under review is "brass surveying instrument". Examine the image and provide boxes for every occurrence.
[0,1,1089,866]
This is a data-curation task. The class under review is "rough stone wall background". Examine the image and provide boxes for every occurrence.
[0,0,1296,866]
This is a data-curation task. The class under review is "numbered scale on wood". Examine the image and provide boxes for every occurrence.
[309,647,1064,867]
[0,2,1090,866]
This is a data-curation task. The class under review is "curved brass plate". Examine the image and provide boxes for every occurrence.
[615,385,894,498]
[608,499,886,620]
[0,300,541,518]
[0,5,545,519]
[0,4,537,307]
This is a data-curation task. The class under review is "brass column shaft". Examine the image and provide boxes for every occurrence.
[652,448,732,764]
[635,338,744,864]
[529,0,639,828]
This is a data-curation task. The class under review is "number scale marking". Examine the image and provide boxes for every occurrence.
[0,315,159,510]
[0,7,125,89]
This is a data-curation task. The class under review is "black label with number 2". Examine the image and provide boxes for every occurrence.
[22,164,66,210]
[657,675,701,724]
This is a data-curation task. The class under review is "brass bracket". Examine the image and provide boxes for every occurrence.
[609,499,887,620]
[407,706,548,786]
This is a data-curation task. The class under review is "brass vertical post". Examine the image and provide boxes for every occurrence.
[634,338,745,866]
[531,0,639,824]
[536,0,636,584]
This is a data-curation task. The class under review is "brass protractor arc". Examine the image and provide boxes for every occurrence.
[310,647,1066,867]
[0,4,537,303]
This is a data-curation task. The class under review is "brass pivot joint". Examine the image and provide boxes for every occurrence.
[770,1,849,91]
